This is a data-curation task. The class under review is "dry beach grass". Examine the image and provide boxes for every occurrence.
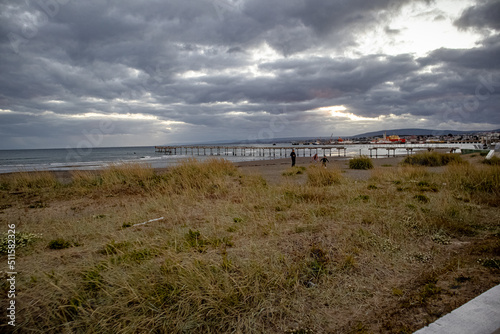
[0,154,499,333]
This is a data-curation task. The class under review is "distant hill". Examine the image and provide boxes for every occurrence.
[352,128,499,138]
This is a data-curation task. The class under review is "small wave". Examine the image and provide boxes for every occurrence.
[139,156,165,161]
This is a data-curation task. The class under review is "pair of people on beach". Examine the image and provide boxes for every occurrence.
[312,154,329,167]
[290,149,328,168]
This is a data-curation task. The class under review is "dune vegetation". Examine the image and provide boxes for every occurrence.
[0,157,499,333]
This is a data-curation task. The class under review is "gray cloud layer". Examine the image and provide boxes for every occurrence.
[0,0,499,148]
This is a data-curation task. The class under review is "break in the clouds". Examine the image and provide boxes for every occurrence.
[0,0,499,149]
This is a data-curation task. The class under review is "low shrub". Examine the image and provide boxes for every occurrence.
[349,156,374,170]
[402,152,463,167]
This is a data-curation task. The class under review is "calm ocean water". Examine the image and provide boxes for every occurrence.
[0,145,289,173]
[0,143,476,174]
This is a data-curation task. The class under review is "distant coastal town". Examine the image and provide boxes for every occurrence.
[290,130,500,146]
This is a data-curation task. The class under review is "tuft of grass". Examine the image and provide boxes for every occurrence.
[417,180,439,192]
[185,229,210,251]
[417,282,442,305]
[5,171,60,192]
[341,254,357,271]
[414,194,430,203]
[482,156,500,166]
[356,194,370,201]
[81,266,105,292]
[102,162,155,182]
[282,166,306,176]
[167,158,238,193]
[99,240,132,255]
[402,152,463,167]
[48,238,74,250]
[307,246,330,278]
[307,165,343,186]
[70,170,102,187]
[349,156,374,170]
[444,163,500,205]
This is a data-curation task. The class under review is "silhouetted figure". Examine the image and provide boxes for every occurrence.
[290,149,296,167]
[320,156,329,168]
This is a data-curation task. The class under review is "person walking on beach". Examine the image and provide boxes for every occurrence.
[311,153,319,164]
[290,149,296,167]
[320,155,329,168]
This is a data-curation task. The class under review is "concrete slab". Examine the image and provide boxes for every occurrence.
[414,284,500,334]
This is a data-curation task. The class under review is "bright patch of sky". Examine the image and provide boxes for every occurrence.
[347,0,483,57]
[315,105,380,122]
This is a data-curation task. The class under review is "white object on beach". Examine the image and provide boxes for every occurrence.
[485,150,495,160]
[133,217,164,227]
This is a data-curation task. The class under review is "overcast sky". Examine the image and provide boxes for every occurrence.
[1,0,499,149]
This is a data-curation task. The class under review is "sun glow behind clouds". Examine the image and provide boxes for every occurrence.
[317,105,379,121]
[347,0,481,57]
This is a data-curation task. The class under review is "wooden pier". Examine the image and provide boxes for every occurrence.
[368,146,460,158]
[155,145,348,158]
[155,145,461,159]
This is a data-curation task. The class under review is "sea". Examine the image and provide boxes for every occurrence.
[0,143,479,174]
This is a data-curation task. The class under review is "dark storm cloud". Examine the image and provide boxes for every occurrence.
[420,38,500,70]
[454,0,500,31]
[0,0,498,149]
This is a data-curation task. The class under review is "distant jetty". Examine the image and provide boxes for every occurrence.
[155,145,348,157]
[155,145,460,158]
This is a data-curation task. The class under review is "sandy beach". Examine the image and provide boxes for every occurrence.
[234,156,406,184]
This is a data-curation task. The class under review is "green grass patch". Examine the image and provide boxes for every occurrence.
[0,232,42,254]
[48,238,75,250]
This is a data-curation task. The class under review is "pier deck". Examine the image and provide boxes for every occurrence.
[154,145,460,158]
[155,146,348,157]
